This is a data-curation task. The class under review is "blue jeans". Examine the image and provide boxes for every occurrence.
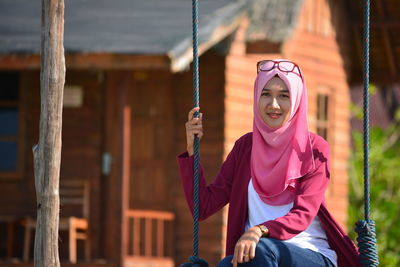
[217,238,335,267]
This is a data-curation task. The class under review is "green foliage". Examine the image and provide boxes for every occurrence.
[350,103,363,120]
[349,84,377,121]
[348,112,400,267]
[369,83,377,95]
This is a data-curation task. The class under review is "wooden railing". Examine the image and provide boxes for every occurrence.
[125,209,175,265]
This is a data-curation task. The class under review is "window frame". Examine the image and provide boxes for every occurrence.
[0,72,24,180]
[316,90,330,141]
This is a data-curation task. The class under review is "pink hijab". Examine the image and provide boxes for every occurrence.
[251,60,315,205]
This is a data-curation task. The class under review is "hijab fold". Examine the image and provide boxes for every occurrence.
[251,60,315,205]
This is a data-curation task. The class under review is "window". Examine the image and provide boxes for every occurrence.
[0,72,21,178]
[316,93,329,140]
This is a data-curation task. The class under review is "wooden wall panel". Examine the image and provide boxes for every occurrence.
[102,71,129,263]
[61,71,103,259]
[224,22,274,156]
[0,70,105,259]
[171,50,226,266]
[128,70,173,211]
[283,0,353,228]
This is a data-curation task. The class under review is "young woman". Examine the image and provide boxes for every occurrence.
[178,59,360,267]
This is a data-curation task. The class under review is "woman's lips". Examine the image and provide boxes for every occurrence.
[267,112,282,119]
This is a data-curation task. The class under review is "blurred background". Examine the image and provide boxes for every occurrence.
[0,0,399,266]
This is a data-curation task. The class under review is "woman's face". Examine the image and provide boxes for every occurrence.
[258,77,291,128]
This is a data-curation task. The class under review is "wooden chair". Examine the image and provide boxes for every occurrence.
[23,179,90,263]
[125,210,175,260]
[0,215,18,259]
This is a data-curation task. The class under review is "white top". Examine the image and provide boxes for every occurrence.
[245,179,337,266]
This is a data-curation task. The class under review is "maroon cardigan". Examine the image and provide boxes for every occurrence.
[177,132,360,267]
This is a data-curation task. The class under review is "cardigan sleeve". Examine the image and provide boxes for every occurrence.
[262,138,331,240]
[177,139,240,221]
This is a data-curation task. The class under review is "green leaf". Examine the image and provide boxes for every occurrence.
[348,120,400,266]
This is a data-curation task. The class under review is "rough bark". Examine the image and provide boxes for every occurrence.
[33,0,65,266]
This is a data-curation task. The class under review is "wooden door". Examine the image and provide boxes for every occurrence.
[129,70,173,211]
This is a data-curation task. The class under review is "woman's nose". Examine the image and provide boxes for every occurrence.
[270,97,280,108]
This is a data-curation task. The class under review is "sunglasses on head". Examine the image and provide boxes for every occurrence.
[256,60,303,81]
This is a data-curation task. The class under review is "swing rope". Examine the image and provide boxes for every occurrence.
[354,0,379,266]
[181,0,208,266]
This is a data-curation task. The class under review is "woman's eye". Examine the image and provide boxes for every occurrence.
[280,94,289,98]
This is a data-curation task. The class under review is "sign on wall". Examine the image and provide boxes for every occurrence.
[63,86,83,108]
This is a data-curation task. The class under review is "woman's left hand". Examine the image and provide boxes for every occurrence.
[231,226,263,267]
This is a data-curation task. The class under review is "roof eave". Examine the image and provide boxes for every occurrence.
[168,0,249,72]
[0,53,171,70]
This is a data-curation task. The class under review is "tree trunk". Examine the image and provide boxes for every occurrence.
[33,0,65,266]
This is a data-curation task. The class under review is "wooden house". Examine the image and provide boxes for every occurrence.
[0,0,398,266]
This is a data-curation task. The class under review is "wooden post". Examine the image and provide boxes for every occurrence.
[33,0,65,266]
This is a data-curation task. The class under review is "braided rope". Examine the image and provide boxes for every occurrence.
[192,0,200,258]
[363,0,371,224]
[355,0,379,266]
[355,220,379,266]
[180,0,209,266]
